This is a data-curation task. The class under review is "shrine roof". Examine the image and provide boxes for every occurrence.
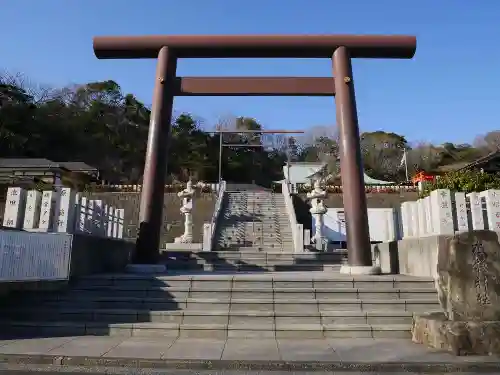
[0,158,61,170]
[0,159,98,175]
[58,162,98,174]
[435,150,500,173]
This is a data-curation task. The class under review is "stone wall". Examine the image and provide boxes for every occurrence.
[378,230,500,279]
[69,233,135,277]
[83,192,216,246]
[0,233,133,297]
[314,192,420,208]
[374,235,451,277]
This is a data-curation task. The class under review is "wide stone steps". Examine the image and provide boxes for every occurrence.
[165,263,342,272]
[161,251,346,271]
[3,296,439,312]
[0,274,439,339]
[0,308,415,325]
[163,250,346,259]
[69,274,436,289]
[0,320,412,339]
[8,287,438,300]
[162,251,346,272]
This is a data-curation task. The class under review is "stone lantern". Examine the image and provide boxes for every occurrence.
[174,180,195,243]
[307,178,328,250]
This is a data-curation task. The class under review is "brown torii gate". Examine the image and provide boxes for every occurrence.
[93,34,416,273]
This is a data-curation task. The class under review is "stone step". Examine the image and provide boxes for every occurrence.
[0,308,415,324]
[7,297,440,312]
[26,286,436,300]
[0,319,412,339]
[164,251,347,261]
[166,263,341,272]
[72,275,436,290]
[216,245,289,251]
[165,258,343,266]
[166,256,340,263]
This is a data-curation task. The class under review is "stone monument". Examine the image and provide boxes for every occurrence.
[307,178,328,251]
[411,230,500,355]
[174,180,195,244]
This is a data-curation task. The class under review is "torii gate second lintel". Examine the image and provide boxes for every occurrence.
[92,34,417,272]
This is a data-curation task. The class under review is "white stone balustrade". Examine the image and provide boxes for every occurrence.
[400,188,500,238]
[1,187,125,239]
[281,180,303,253]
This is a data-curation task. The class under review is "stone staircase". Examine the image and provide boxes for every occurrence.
[161,251,345,272]
[214,190,293,252]
[0,273,440,339]
[163,186,346,272]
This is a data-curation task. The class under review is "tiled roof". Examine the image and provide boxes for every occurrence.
[0,158,60,169]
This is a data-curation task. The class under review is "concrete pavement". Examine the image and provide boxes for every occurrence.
[0,336,498,372]
[0,369,488,375]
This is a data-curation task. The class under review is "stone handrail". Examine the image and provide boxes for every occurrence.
[211,180,226,236]
[202,180,226,251]
[281,180,302,252]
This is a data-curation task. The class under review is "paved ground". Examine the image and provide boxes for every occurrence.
[0,370,487,375]
[0,336,464,361]
[0,336,498,373]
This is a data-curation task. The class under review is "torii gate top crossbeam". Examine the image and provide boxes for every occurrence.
[93,34,416,59]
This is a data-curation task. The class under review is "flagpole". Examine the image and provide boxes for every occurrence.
[404,148,409,182]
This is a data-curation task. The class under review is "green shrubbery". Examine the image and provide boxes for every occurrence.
[420,171,500,198]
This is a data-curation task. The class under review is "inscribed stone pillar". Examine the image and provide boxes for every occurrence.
[86,200,95,235]
[2,187,26,229]
[93,199,104,236]
[417,199,426,236]
[107,206,115,238]
[23,190,42,230]
[115,208,124,239]
[39,190,57,232]
[453,192,469,233]
[76,195,88,233]
[424,196,433,235]
[430,189,454,235]
[55,188,76,233]
[479,189,500,232]
[466,192,485,230]
[409,202,420,237]
[102,204,109,237]
[400,202,411,238]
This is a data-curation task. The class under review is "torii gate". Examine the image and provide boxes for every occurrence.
[93,34,416,274]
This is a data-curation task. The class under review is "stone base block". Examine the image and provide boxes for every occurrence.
[339,265,381,275]
[125,264,166,274]
[412,312,500,356]
[163,243,203,251]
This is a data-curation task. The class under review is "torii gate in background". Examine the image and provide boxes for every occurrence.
[92,34,417,274]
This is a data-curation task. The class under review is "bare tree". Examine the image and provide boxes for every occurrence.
[295,125,340,179]
[407,142,442,173]
[473,131,500,153]
[0,70,57,104]
[359,131,407,179]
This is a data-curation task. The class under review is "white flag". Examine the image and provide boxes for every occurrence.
[399,150,407,168]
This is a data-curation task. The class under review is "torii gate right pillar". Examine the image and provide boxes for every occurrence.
[333,47,379,275]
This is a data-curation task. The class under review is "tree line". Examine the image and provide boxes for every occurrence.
[1,72,499,186]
